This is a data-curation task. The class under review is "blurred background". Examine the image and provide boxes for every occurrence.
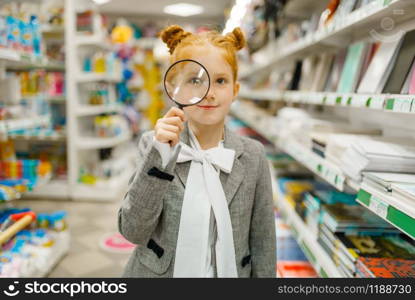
[0,0,415,278]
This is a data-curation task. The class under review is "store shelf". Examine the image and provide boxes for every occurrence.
[76,72,122,83]
[8,131,66,142]
[41,25,65,35]
[72,167,134,201]
[0,115,51,135]
[76,104,124,116]
[241,0,415,78]
[283,0,327,19]
[26,179,69,199]
[276,138,348,191]
[76,131,131,149]
[135,37,158,49]
[0,50,65,71]
[273,173,343,278]
[239,87,415,114]
[26,231,70,278]
[0,48,20,62]
[229,106,357,192]
[47,96,66,103]
[238,86,284,101]
[357,183,415,240]
[230,101,278,142]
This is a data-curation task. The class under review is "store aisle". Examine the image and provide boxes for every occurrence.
[17,199,131,277]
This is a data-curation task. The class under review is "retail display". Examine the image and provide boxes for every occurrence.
[232,0,415,278]
[0,208,69,277]
[2,0,415,280]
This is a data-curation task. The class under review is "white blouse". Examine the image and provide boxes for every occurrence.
[153,131,224,278]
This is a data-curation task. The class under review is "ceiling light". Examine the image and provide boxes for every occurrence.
[223,0,252,34]
[163,3,204,17]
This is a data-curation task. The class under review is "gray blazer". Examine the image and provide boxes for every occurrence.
[118,123,276,277]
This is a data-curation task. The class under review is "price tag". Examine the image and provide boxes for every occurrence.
[396,98,413,113]
[354,94,367,107]
[326,93,336,106]
[369,94,386,110]
[369,195,388,219]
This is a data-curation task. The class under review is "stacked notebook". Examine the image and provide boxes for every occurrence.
[318,228,415,277]
[356,257,415,278]
[320,202,398,233]
[361,172,415,219]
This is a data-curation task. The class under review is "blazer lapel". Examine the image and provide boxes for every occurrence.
[174,123,191,187]
[221,125,245,207]
[174,123,245,207]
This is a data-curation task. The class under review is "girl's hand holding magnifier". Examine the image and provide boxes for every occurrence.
[158,59,210,146]
[155,107,186,147]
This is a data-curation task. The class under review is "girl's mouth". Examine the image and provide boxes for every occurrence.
[196,105,219,110]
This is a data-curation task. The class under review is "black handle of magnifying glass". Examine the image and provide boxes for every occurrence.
[167,103,185,146]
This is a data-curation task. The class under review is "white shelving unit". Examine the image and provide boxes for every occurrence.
[239,88,415,114]
[234,0,415,271]
[65,0,133,201]
[71,165,134,202]
[76,132,132,150]
[76,72,122,83]
[76,104,124,116]
[270,163,343,278]
[241,0,415,79]
[27,179,70,199]
[74,33,112,50]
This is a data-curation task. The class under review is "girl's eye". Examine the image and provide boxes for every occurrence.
[189,77,202,85]
[216,78,227,84]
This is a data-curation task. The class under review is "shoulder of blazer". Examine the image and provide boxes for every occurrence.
[238,134,266,158]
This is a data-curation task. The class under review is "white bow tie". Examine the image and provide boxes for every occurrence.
[173,141,238,277]
[177,143,235,173]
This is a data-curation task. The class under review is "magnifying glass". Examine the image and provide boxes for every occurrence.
[164,59,211,110]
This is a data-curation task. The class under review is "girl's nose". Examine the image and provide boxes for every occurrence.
[205,88,215,101]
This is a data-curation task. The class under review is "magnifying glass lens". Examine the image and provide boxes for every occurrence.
[165,60,210,106]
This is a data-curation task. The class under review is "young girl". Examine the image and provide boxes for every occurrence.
[118,25,276,278]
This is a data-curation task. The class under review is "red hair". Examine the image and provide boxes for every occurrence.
[159,25,246,81]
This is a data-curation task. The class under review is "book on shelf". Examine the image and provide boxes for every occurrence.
[382,29,415,94]
[409,61,415,94]
[321,202,398,232]
[362,172,415,193]
[356,257,415,278]
[332,0,358,24]
[401,58,415,94]
[276,261,318,278]
[339,136,415,182]
[357,42,380,87]
[318,222,415,278]
[299,55,320,92]
[311,52,335,92]
[324,48,347,92]
[357,35,404,93]
[318,0,341,28]
[392,183,415,204]
[288,61,303,91]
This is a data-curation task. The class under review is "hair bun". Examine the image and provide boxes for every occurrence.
[159,25,192,54]
[225,27,246,51]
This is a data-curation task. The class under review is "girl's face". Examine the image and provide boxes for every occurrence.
[181,45,239,126]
